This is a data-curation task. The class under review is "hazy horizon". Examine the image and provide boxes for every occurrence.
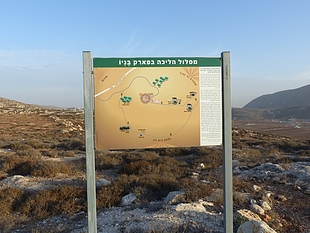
[1,1,310,108]
[3,82,310,109]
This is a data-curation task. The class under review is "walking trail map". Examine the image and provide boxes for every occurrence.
[93,58,222,149]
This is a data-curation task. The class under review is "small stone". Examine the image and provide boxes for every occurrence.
[175,202,206,213]
[263,214,271,222]
[272,177,280,183]
[120,193,137,206]
[163,191,185,205]
[276,195,287,202]
[294,185,302,191]
[250,199,257,205]
[252,185,262,192]
[260,201,271,211]
[189,212,196,217]
[251,204,265,215]
[197,163,205,169]
[96,179,111,188]
[263,191,273,199]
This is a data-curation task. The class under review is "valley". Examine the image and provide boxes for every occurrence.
[233,119,310,141]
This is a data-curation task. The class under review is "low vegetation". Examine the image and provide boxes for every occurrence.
[0,109,310,232]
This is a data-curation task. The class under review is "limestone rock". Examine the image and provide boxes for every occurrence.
[235,209,262,221]
[250,199,257,205]
[120,193,137,206]
[251,203,265,215]
[197,163,205,169]
[163,191,185,205]
[260,201,272,211]
[235,162,310,186]
[96,179,111,188]
[253,185,262,192]
[263,191,273,199]
[175,202,206,213]
[237,220,277,233]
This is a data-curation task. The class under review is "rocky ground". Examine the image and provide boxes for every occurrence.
[2,155,310,232]
[0,106,310,232]
[9,200,224,233]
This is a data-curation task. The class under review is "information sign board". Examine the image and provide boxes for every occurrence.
[93,57,222,149]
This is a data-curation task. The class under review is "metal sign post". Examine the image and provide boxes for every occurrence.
[83,51,232,232]
[221,51,233,233]
[83,51,97,233]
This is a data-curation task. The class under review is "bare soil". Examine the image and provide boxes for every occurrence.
[233,119,310,140]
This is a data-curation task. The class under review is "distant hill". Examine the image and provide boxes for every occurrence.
[232,108,271,120]
[233,105,310,120]
[0,97,63,110]
[0,97,39,109]
[243,84,310,109]
[236,84,310,120]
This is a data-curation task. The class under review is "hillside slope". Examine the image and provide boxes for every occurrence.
[233,105,310,120]
[0,97,39,109]
[0,97,63,110]
[243,84,310,109]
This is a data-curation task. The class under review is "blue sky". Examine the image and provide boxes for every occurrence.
[1,0,310,108]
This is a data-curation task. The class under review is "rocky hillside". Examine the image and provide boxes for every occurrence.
[233,105,310,120]
[0,97,75,112]
[235,84,310,120]
[0,97,41,111]
[0,108,310,232]
[243,84,310,109]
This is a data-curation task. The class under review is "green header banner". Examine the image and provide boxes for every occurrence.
[93,57,221,68]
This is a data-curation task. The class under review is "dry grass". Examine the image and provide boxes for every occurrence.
[0,186,87,231]
[181,178,213,202]
[0,187,28,231]
[95,150,124,169]
[19,186,86,219]
[0,154,72,177]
